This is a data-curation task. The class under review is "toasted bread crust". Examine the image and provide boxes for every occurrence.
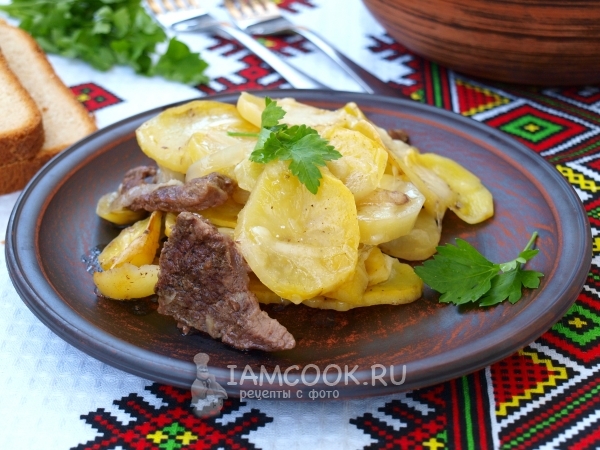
[0,150,54,195]
[0,20,97,193]
[0,50,43,163]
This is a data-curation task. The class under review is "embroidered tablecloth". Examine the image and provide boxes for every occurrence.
[1,0,599,448]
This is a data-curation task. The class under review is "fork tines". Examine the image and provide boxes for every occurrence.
[146,0,215,31]
[147,0,200,14]
[225,0,281,24]
[257,0,280,15]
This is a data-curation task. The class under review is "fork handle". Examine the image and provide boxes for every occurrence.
[215,22,328,90]
[292,26,401,97]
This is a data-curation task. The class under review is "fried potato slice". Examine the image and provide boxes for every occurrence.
[233,157,265,192]
[98,211,162,270]
[379,209,442,261]
[362,259,423,306]
[302,259,422,310]
[417,152,494,224]
[323,246,370,303]
[340,102,367,120]
[136,100,258,173]
[96,191,146,225]
[216,227,235,239]
[185,141,254,183]
[200,197,243,228]
[93,263,159,300]
[321,125,387,202]
[248,273,290,306]
[386,144,457,221]
[301,296,355,312]
[236,91,348,130]
[235,161,360,303]
[356,175,425,245]
[164,212,178,238]
[236,91,265,128]
[364,246,393,286]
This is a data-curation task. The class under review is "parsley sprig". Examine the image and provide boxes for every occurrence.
[231,98,342,194]
[414,231,544,306]
[0,0,209,85]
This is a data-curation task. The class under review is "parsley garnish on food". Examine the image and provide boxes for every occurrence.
[414,231,544,306]
[0,0,209,85]
[231,98,342,194]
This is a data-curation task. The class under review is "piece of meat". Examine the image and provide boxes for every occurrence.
[388,128,410,144]
[110,166,235,213]
[119,165,158,192]
[155,212,296,352]
[129,172,235,213]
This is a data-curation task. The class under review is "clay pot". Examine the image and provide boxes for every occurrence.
[362,0,600,85]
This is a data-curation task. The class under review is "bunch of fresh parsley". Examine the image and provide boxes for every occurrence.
[415,231,543,306]
[0,0,209,84]
[232,98,342,194]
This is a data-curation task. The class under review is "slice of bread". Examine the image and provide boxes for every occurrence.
[0,50,43,163]
[0,20,97,194]
[0,153,54,195]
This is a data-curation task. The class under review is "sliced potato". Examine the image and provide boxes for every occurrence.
[233,157,265,192]
[303,259,422,310]
[355,123,414,177]
[374,125,406,156]
[200,197,243,228]
[386,145,457,221]
[417,152,494,224]
[96,191,146,225]
[235,161,360,303]
[98,211,162,270]
[164,212,178,238]
[183,129,256,165]
[340,102,367,120]
[346,118,389,150]
[185,140,254,183]
[236,92,348,130]
[321,125,387,202]
[236,91,265,128]
[217,227,235,239]
[277,98,348,129]
[362,259,423,306]
[232,187,250,205]
[136,100,258,174]
[323,246,370,303]
[301,296,355,312]
[356,175,425,245]
[94,263,159,300]
[379,209,442,261]
[248,273,290,305]
[364,246,393,286]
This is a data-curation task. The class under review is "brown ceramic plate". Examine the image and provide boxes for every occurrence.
[6,90,591,398]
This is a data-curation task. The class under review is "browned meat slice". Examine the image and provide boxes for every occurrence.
[119,165,158,192]
[129,172,235,213]
[110,166,235,213]
[155,212,296,352]
[388,128,410,144]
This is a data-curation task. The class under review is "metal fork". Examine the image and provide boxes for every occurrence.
[224,0,400,96]
[145,0,327,89]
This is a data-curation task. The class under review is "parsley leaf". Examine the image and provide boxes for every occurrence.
[414,231,544,306]
[234,97,342,194]
[260,98,286,128]
[152,38,208,85]
[0,0,209,85]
